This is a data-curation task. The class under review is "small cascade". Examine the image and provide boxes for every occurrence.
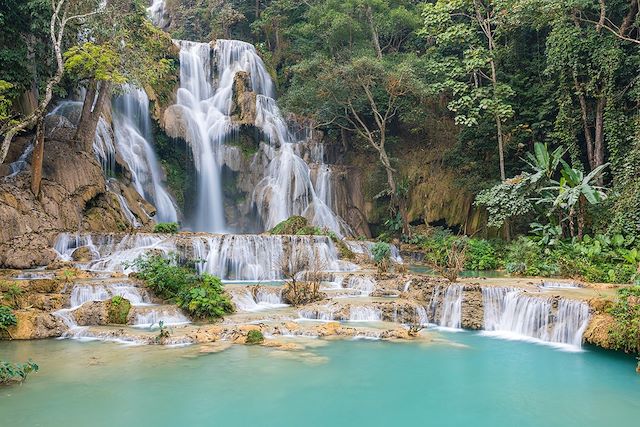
[348,306,382,322]
[47,101,116,176]
[53,233,176,272]
[147,0,168,28]
[416,306,429,326]
[228,287,287,312]
[70,283,151,307]
[298,306,336,321]
[344,276,376,296]
[54,280,160,338]
[482,287,591,349]
[4,142,34,179]
[112,87,178,223]
[550,299,591,346]
[132,306,190,328]
[439,285,463,329]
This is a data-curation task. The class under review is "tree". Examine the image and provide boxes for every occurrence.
[421,0,515,181]
[0,0,102,167]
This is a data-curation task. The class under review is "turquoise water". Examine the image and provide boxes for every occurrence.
[1,332,639,426]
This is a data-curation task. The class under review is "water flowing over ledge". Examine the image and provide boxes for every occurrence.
[53,232,357,280]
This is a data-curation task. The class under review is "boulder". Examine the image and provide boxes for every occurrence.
[72,246,94,262]
[7,310,66,339]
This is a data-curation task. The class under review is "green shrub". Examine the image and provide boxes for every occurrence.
[465,239,498,270]
[1,283,23,309]
[129,254,234,319]
[154,222,179,233]
[270,216,308,234]
[0,306,17,338]
[371,242,391,264]
[177,274,234,319]
[245,329,264,345]
[0,360,38,385]
[107,296,131,324]
[607,286,640,354]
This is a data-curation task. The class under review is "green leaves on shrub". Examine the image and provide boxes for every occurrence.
[0,360,38,385]
[153,222,179,233]
[245,330,264,345]
[0,306,17,338]
[129,254,234,319]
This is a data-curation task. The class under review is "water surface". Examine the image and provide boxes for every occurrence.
[1,332,639,426]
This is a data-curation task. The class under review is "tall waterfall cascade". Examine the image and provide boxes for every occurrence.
[169,38,351,235]
[46,87,178,225]
[112,87,178,223]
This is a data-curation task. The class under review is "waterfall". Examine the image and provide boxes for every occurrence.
[171,38,348,235]
[53,233,176,273]
[348,306,382,322]
[132,307,190,328]
[147,0,168,28]
[482,287,591,349]
[416,306,429,326]
[228,287,287,312]
[298,306,336,321]
[344,276,376,296]
[439,285,463,329]
[193,234,356,280]
[112,87,178,223]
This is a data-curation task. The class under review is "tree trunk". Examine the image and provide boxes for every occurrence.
[573,75,596,170]
[74,80,112,151]
[365,6,383,59]
[568,209,576,239]
[577,196,585,240]
[30,117,45,197]
[594,96,606,184]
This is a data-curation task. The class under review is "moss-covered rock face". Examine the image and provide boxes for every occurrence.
[245,329,264,345]
[270,216,309,235]
[107,296,131,325]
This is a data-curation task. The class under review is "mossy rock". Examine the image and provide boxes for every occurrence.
[246,329,264,345]
[270,216,308,235]
[107,296,131,325]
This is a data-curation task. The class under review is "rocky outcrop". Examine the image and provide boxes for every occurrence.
[0,133,154,268]
[461,285,484,330]
[7,310,67,339]
[230,71,257,125]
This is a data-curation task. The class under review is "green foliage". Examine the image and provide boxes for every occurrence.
[0,80,14,128]
[129,254,234,320]
[63,42,126,83]
[153,222,179,234]
[0,305,17,338]
[270,216,308,235]
[0,360,38,385]
[607,286,640,354]
[107,296,131,324]
[1,283,23,309]
[371,242,391,264]
[245,329,264,345]
[176,274,234,320]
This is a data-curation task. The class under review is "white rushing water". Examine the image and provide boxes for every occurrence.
[439,285,463,329]
[348,306,382,322]
[344,276,376,296]
[228,287,287,312]
[171,38,349,235]
[54,233,176,273]
[192,234,356,280]
[54,279,190,339]
[482,287,591,350]
[112,87,178,223]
